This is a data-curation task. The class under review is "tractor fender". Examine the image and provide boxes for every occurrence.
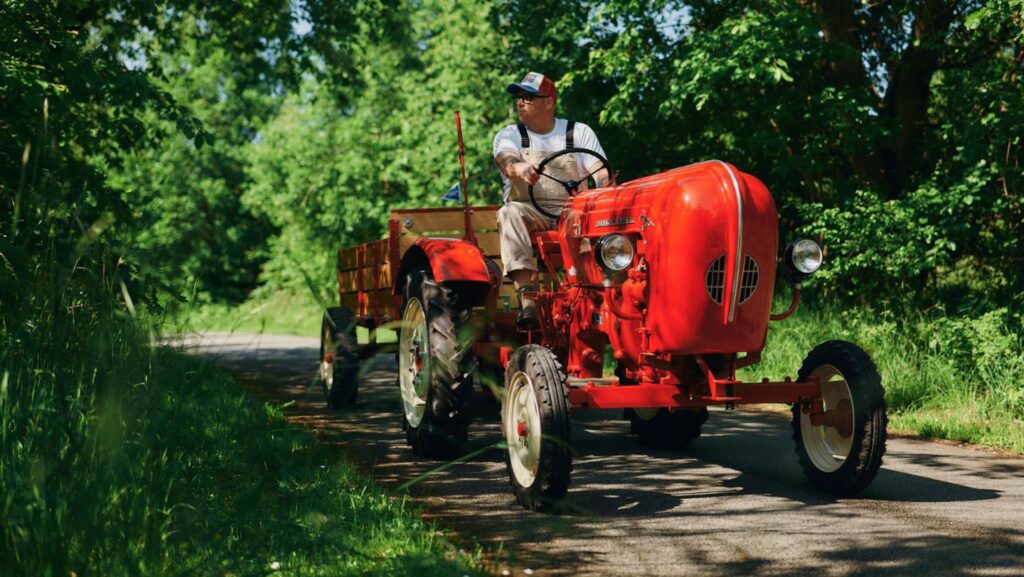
[394,238,492,307]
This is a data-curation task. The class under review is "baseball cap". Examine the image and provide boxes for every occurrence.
[506,72,557,101]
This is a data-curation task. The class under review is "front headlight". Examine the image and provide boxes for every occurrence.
[595,234,634,273]
[785,238,823,276]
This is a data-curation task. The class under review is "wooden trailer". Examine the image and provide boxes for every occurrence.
[334,205,545,334]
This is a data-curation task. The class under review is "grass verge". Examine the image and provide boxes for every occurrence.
[173,290,326,336]
[2,321,485,576]
[174,290,399,343]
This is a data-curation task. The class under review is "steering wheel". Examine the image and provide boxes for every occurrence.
[528,147,611,219]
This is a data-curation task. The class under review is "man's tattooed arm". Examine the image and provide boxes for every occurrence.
[495,152,524,177]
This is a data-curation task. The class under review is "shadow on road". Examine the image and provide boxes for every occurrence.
[191,340,1024,576]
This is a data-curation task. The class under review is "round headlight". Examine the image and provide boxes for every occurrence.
[788,238,823,275]
[596,234,634,272]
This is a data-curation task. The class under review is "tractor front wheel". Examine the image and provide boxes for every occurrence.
[502,345,572,511]
[792,340,887,496]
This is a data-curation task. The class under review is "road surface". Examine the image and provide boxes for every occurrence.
[176,332,1024,576]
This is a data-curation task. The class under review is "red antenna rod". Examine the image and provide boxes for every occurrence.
[455,111,476,244]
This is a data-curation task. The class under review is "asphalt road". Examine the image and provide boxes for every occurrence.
[176,332,1024,577]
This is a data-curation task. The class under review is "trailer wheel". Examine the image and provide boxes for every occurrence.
[502,345,572,511]
[626,407,709,450]
[792,340,887,496]
[319,307,359,408]
[398,269,476,459]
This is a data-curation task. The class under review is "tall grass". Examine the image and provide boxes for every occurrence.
[743,300,1024,452]
[0,260,484,575]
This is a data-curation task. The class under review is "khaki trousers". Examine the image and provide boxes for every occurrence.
[497,201,558,277]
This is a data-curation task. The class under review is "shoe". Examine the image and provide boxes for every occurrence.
[517,303,539,330]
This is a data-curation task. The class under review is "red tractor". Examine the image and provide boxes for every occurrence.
[318,150,887,511]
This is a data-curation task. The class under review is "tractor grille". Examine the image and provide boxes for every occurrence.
[706,256,726,304]
[706,255,759,305]
[739,255,758,303]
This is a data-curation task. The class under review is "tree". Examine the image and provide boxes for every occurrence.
[245,1,509,292]
[501,0,1021,308]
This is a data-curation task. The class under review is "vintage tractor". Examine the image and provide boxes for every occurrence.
[318,150,887,511]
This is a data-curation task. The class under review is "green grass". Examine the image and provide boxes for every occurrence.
[2,288,484,576]
[174,290,399,344]
[173,290,327,336]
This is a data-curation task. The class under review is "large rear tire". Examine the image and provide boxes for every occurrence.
[792,340,887,496]
[502,345,572,511]
[398,269,476,459]
[319,307,359,409]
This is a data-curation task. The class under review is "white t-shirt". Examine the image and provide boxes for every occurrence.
[492,118,606,202]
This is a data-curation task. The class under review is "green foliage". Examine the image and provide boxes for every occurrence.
[797,166,990,303]
[246,1,509,292]
[2,2,484,573]
[557,0,1020,310]
[108,41,280,304]
[11,0,1016,314]
[173,290,326,336]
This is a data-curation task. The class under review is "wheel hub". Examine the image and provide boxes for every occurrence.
[506,371,541,488]
[831,398,854,438]
[320,329,334,388]
[517,419,528,441]
[801,365,856,473]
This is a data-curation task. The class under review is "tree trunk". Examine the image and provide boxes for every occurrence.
[812,0,957,199]
[813,0,890,196]
[878,0,956,198]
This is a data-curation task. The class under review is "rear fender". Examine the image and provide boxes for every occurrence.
[394,238,492,306]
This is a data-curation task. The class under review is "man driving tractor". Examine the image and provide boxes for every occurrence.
[493,71,609,328]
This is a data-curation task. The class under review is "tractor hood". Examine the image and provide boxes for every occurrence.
[558,160,778,355]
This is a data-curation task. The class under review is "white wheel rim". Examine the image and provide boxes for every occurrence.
[505,371,542,488]
[801,364,856,473]
[320,324,334,391]
[632,407,660,421]
[399,298,429,428]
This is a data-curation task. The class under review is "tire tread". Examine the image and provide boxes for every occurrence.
[792,340,887,497]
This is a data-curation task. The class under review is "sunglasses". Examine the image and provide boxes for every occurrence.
[515,93,551,103]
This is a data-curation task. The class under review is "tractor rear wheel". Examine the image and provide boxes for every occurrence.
[626,407,709,450]
[792,340,887,496]
[398,269,476,459]
[319,307,359,409]
[502,345,572,511]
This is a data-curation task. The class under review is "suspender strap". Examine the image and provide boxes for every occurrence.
[517,123,530,148]
[517,120,575,149]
